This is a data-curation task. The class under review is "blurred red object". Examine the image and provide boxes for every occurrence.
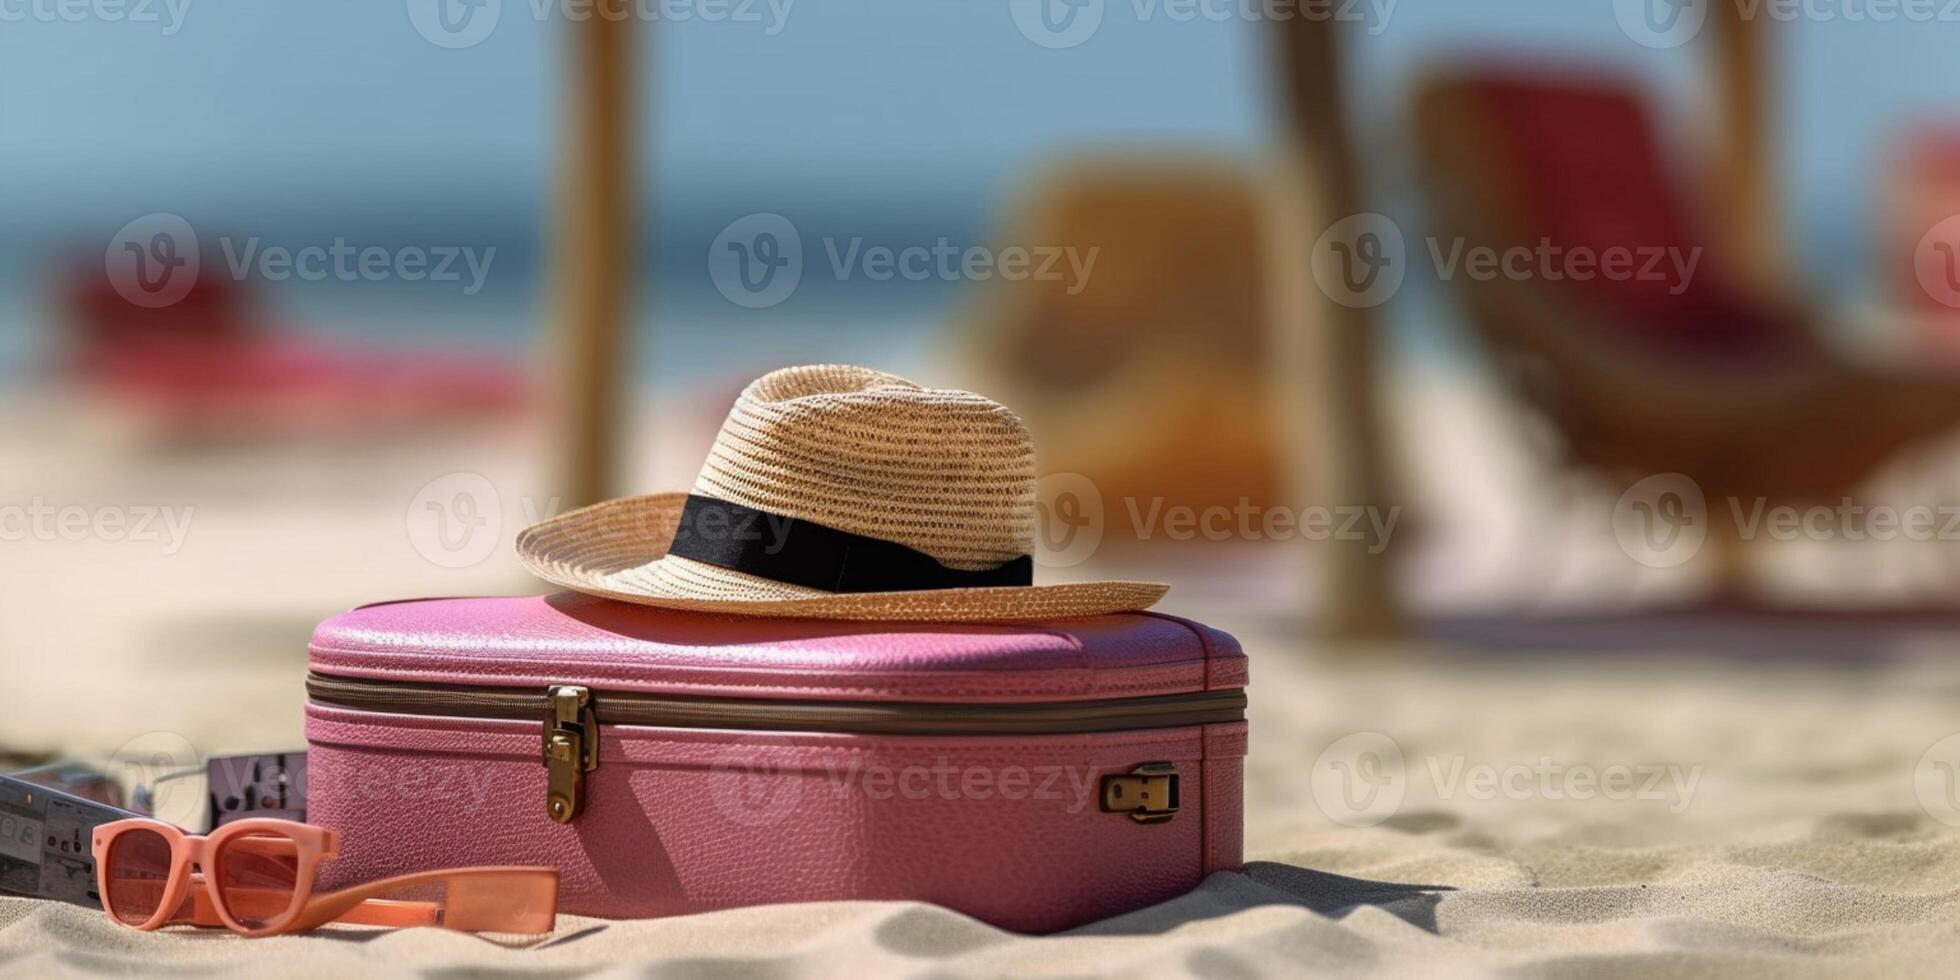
[1466,75,1790,359]
[1884,129,1960,346]
[58,253,527,439]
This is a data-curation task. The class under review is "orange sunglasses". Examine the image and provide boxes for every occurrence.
[91,818,558,937]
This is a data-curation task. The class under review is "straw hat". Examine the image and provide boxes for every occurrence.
[516,364,1167,621]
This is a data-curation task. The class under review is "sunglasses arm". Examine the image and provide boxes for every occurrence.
[175,886,444,930]
[280,867,559,935]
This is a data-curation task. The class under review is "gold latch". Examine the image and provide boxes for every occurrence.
[1101,762,1179,823]
[541,685,600,824]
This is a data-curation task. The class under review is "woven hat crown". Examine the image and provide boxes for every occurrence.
[690,364,1037,571]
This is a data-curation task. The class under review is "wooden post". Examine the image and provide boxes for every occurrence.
[1272,15,1402,637]
[1709,1,1779,291]
[553,11,637,508]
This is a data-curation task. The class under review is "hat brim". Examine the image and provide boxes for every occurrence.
[515,492,1169,622]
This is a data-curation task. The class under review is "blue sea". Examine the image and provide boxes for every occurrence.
[3,2,1951,384]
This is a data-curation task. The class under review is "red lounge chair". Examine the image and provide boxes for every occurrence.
[60,255,527,439]
[1412,68,1960,597]
[1885,129,1960,339]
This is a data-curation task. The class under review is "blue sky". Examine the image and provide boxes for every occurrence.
[5,2,1960,299]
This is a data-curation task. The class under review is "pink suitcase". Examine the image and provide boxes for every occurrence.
[303,593,1248,932]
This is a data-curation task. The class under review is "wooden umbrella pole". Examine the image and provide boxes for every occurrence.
[1272,14,1403,638]
[553,10,637,508]
[1710,0,1780,292]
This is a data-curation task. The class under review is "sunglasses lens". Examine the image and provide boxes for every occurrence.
[216,831,301,929]
[105,828,174,925]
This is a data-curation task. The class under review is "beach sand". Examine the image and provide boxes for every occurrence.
[7,378,1960,976]
[7,639,1960,977]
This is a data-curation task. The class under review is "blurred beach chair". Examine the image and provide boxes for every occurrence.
[965,157,1294,549]
[1412,68,1960,599]
[59,253,528,444]
[1883,129,1960,354]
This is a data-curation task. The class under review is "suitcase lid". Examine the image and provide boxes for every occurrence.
[308,593,1246,704]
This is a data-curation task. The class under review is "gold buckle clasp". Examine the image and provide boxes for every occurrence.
[1101,762,1179,824]
[542,685,599,824]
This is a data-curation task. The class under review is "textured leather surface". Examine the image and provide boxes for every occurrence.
[310,593,1247,703]
[303,595,1248,932]
[1201,724,1248,875]
[308,704,1248,932]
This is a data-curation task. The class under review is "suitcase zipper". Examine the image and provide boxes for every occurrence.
[306,672,1245,824]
